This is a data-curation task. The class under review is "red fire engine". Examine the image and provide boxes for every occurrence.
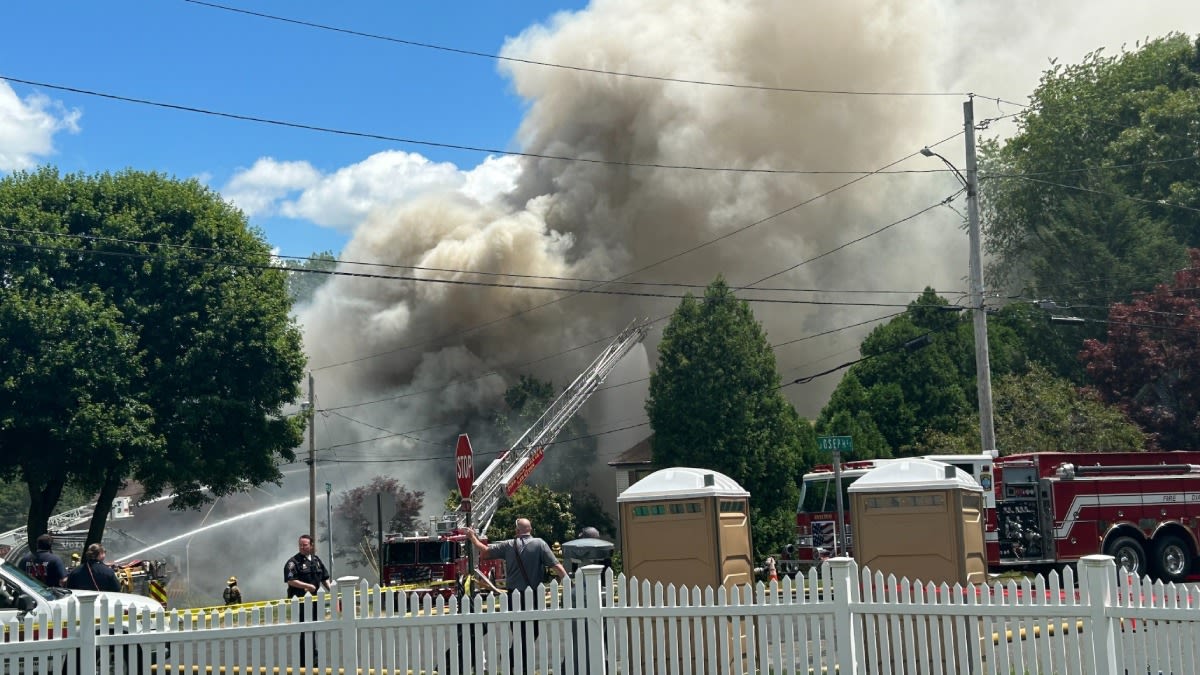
[379,515,505,597]
[787,450,1200,583]
[379,320,650,595]
[785,453,995,575]
[990,451,1200,582]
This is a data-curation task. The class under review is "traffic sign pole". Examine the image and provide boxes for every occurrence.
[833,450,844,557]
[455,434,476,584]
[818,436,854,558]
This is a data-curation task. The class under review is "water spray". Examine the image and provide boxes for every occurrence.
[113,496,308,562]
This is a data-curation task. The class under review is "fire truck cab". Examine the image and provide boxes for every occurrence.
[991,451,1200,582]
[380,516,505,598]
[787,453,994,574]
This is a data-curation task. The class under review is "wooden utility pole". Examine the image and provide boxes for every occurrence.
[308,371,317,539]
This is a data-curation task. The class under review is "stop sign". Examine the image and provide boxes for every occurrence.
[455,434,474,499]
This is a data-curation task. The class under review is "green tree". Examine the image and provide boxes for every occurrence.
[1081,249,1200,449]
[493,375,596,491]
[921,363,1146,454]
[0,168,306,549]
[646,276,810,557]
[980,35,1196,312]
[282,250,337,305]
[490,485,575,546]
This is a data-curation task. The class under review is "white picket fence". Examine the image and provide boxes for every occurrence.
[2,554,1198,674]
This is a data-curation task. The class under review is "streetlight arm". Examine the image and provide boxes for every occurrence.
[920,147,968,188]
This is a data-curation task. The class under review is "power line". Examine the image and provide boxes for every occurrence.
[0,74,966,176]
[292,421,651,465]
[0,224,957,297]
[1007,175,1200,214]
[0,238,932,309]
[182,0,977,99]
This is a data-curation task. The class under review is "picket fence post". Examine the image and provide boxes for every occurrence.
[580,565,606,674]
[1079,555,1118,675]
[77,593,98,675]
[828,557,861,675]
[336,576,360,672]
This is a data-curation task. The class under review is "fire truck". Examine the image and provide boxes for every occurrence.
[784,453,995,575]
[379,319,651,596]
[990,451,1200,582]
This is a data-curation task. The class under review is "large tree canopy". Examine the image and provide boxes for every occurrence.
[980,34,1197,309]
[0,168,306,549]
[923,363,1146,455]
[817,289,1031,456]
[1081,249,1200,449]
[646,277,811,557]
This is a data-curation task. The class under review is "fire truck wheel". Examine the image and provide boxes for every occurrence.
[1103,535,1146,577]
[1152,535,1193,584]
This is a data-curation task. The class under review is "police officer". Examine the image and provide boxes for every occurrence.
[284,534,329,667]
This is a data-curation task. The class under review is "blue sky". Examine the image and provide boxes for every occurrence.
[0,1,585,255]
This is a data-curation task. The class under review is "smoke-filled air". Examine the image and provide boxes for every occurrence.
[100,0,1200,605]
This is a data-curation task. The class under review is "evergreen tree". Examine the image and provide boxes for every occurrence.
[646,277,810,557]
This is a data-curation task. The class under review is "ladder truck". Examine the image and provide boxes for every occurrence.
[379,319,651,596]
[0,497,134,561]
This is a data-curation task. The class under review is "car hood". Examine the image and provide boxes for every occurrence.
[65,588,165,616]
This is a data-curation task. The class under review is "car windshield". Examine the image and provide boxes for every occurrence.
[0,558,59,601]
[798,474,863,514]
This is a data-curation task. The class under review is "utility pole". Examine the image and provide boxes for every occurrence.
[308,371,317,539]
[963,96,997,456]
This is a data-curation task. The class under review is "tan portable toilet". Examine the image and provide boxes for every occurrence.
[618,467,753,590]
[847,457,986,585]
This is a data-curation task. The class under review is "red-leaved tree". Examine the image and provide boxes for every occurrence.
[1081,249,1200,449]
[332,477,424,571]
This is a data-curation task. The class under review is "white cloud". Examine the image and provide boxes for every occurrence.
[0,81,81,172]
[222,157,321,217]
[460,154,521,204]
[221,150,523,231]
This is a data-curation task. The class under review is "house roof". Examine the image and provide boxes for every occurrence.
[608,435,653,466]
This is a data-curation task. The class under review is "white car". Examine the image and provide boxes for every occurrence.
[0,557,168,671]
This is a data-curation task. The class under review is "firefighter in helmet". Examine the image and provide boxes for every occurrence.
[223,575,242,605]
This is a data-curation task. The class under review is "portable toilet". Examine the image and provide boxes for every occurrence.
[618,467,753,590]
[847,457,986,586]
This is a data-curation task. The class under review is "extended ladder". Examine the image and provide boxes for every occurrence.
[465,319,651,536]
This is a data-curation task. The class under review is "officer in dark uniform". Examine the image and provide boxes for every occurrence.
[284,534,330,667]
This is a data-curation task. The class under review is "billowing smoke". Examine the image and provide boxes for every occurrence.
[107,0,1200,604]
[300,0,965,492]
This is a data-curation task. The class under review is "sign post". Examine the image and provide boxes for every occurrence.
[817,435,854,557]
[455,434,476,580]
[325,482,333,577]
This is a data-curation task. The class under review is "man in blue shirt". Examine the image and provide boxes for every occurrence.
[19,534,67,587]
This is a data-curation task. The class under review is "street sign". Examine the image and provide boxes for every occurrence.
[456,434,474,499]
[817,435,854,454]
[817,435,853,556]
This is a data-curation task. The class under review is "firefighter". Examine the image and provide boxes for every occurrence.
[223,575,242,605]
[18,534,67,587]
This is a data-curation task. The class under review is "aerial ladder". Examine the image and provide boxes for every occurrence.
[0,497,133,559]
[450,318,651,538]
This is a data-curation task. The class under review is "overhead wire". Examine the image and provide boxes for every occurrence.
[0,238,940,309]
[0,75,965,177]
[182,0,975,98]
